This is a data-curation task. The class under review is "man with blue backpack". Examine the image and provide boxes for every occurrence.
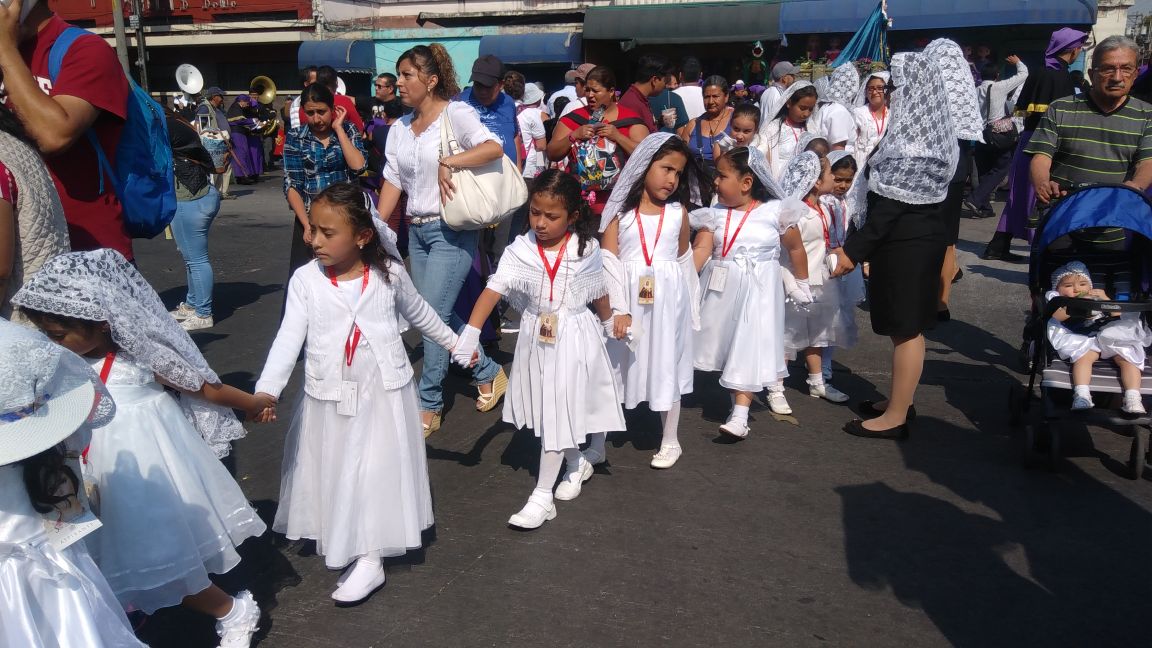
[0,0,176,261]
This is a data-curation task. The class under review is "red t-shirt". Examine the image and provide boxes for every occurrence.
[15,17,132,258]
[298,93,365,133]
[559,104,644,214]
[617,85,658,134]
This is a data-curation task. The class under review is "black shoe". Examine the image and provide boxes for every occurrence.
[937,309,951,322]
[978,207,995,218]
[858,400,917,420]
[962,199,982,215]
[980,249,1027,263]
[844,418,910,440]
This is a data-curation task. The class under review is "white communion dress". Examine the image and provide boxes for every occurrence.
[1045,291,1152,368]
[0,463,146,647]
[693,201,797,392]
[782,200,857,356]
[491,233,626,451]
[607,204,694,411]
[84,353,266,614]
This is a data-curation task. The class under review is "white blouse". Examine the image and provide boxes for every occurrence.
[383,101,499,217]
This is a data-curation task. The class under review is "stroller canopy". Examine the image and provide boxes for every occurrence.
[1037,185,1152,252]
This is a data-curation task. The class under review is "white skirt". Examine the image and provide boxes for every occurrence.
[694,257,787,392]
[1047,315,1152,369]
[505,309,626,451]
[607,261,693,411]
[275,343,433,569]
[84,384,267,614]
[784,280,858,357]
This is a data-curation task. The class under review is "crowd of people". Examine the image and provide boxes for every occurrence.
[2,0,1152,643]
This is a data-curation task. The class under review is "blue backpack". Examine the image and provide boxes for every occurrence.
[48,27,177,239]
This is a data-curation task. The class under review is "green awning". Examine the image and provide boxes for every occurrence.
[583,2,781,45]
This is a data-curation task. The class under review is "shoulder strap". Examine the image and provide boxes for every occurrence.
[48,26,88,83]
[612,117,644,129]
[567,112,590,126]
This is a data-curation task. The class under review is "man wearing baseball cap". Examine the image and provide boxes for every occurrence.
[460,54,522,166]
[760,61,800,118]
[559,62,597,117]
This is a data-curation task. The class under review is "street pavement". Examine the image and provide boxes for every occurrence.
[131,174,1152,647]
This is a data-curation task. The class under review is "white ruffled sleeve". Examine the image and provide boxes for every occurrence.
[777,197,807,232]
[689,206,717,232]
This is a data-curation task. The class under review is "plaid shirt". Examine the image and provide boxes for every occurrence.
[283,122,367,207]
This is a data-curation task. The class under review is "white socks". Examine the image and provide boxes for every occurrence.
[217,596,244,622]
[660,401,681,447]
[534,449,565,505]
[1073,385,1091,399]
[730,404,750,424]
[806,373,824,387]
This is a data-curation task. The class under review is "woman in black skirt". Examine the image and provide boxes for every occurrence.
[829,41,982,439]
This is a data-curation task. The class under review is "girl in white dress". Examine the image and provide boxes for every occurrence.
[14,250,269,648]
[600,133,710,469]
[778,151,856,405]
[0,321,145,648]
[692,146,811,438]
[819,151,864,388]
[1045,261,1151,414]
[758,81,819,179]
[454,170,625,530]
[255,183,459,604]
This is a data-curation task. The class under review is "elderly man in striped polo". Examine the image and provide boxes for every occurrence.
[1026,35,1152,251]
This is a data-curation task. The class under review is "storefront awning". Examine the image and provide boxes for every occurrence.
[584,2,781,45]
[478,33,582,65]
[297,40,376,75]
[780,0,1096,34]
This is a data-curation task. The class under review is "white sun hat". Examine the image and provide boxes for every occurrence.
[0,320,114,466]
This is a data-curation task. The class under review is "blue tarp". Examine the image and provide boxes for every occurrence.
[298,40,376,75]
[478,33,582,65]
[781,0,1096,34]
[832,2,888,65]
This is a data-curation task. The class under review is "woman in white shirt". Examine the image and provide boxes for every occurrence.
[376,44,509,434]
[852,71,890,169]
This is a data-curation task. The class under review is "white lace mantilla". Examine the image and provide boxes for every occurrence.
[11,250,245,457]
[924,39,985,142]
[780,151,822,200]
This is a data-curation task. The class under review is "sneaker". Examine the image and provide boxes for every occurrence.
[718,416,749,439]
[180,314,214,331]
[554,457,593,501]
[170,302,195,321]
[508,498,556,530]
[1071,394,1094,411]
[809,382,850,403]
[1123,393,1147,415]
[216,591,260,648]
[767,390,793,415]
[650,444,682,469]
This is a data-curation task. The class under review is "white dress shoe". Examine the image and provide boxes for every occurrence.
[719,416,749,439]
[508,499,556,529]
[809,382,850,403]
[215,590,260,648]
[1122,392,1146,415]
[554,458,593,501]
[650,444,683,469]
[331,559,386,604]
[767,390,793,415]
[1071,394,1094,411]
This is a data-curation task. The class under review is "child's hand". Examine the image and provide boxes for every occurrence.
[613,314,632,340]
[255,406,278,424]
[247,392,278,421]
[1087,288,1109,301]
[468,351,479,368]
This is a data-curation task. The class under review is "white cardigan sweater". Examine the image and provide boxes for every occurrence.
[256,260,458,400]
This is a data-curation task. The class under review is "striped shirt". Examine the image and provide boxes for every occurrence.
[1026,94,1152,244]
[1026,94,1152,187]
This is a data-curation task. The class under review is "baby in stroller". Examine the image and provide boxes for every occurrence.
[1046,261,1152,414]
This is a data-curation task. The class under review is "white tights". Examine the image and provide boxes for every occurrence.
[660,401,681,447]
[531,447,584,504]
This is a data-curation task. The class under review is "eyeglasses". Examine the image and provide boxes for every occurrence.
[866,86,886,94]
[1094,65,1137,78]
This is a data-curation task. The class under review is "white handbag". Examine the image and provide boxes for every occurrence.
[439,108,527,230]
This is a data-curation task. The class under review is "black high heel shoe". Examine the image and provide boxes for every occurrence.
[858,400,917,420]
[844,418,911,440]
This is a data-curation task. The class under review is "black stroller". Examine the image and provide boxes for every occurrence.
[1009,185,1152,476]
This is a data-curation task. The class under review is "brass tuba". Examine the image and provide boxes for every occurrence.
[250,75,280,136]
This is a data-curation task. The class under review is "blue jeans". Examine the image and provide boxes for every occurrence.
[170,186,221,317]
[408,219,500,412]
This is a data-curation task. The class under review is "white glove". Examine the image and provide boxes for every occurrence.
[452,325,481,368]
[788,278,814,305]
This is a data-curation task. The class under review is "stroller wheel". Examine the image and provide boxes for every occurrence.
[1128,427,1148,481]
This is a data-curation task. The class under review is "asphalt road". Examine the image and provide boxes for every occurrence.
[130,174,1152,648]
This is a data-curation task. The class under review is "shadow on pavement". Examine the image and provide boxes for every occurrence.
[838,416,1152,647]
[157,282,282,324]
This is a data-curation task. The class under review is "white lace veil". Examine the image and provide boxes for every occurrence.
[746,146,787,201]
[600,132,703,232]
[862,51,957,210]
[821,64,860,107]
[779,151,822,200]
[827,150,853,168]
[11,250,246,458]
[854,71,891,106]
[924,38,984,142]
